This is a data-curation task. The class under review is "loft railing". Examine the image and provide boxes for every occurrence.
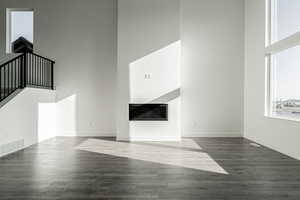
[0,52,55,102]
[25,52,55,89]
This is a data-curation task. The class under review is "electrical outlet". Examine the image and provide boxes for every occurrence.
[192,121,198,128]
[89,122,94,128]
[144,74,151,79]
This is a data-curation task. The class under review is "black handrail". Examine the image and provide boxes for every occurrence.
[0,52,55,102]
[0,54,24,69]
[30,52,55,63]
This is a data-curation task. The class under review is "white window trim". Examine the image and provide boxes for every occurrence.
[265,0,300,121]
[6,8,34,54]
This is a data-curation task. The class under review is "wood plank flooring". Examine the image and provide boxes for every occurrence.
[0,137,300,200]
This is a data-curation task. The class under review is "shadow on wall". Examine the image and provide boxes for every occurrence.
[129,41,181,103]
[150,88,180,103]
[40,44,181,140]
[40,42,182,140]
[38,89,181,141]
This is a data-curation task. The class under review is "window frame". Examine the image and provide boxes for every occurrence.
[6,8,34,54]
[265,0,300,121]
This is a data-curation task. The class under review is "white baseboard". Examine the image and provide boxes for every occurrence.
[0,139,24,158]
[56,132,116,137]
[183,131,242,138]
[244,134,300,160]
[116,136,130,141]
[120,136,181,142]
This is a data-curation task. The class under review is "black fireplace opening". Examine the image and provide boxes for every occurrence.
[129,104,168,121]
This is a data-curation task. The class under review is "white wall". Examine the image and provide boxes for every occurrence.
[0,88,55,155]
[245,0,300,160]
[0,1,247,143]
[180,0,245,137]
[0,0,117,137]
[129,41,181,141]
[117,0,180,140]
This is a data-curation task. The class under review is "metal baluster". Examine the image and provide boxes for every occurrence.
[41,59,45,87]
[35,56,37,86]
[51,61,54,90]
[0,67,2,100]
[31,54,33,85]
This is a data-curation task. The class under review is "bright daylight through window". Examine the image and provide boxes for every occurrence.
[266,0,300,121]
[6,9,33,53]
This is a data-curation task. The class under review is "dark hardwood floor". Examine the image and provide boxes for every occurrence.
[0,137,300,200]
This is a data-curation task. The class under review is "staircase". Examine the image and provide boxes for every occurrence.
[0,52,55,104]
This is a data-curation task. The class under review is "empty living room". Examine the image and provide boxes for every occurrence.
[1,0,300,199]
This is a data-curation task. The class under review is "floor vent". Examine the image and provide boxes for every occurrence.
[0,139,24,157]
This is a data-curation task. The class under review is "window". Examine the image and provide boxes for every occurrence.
[6,8,34,54]
[270,0,300,43]
[266,0,300,121]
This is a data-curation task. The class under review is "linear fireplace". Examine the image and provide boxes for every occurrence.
[129,104,168,121]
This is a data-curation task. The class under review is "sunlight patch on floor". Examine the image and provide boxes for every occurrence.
[75,139,228,174]
[135,138,202,150]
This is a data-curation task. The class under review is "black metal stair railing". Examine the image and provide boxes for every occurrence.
[0,52,55,102]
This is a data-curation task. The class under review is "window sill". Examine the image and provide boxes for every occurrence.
[265,113,300,123]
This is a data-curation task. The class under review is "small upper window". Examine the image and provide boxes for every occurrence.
[6,8,34,54]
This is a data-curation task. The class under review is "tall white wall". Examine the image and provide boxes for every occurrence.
[0,88,55,156]
[245,0,300,160]
[129,41,181,141]
[0,0,117,137]
[0,0,247,142]
[117,0,180,140]
[180,0,245,137]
